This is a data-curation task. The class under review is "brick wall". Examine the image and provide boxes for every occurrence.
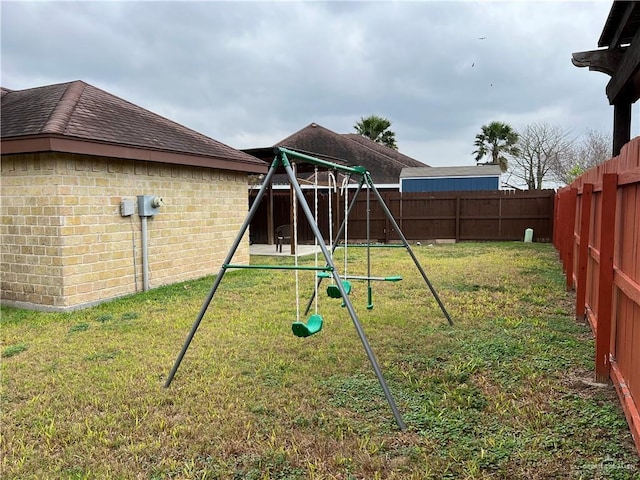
[1,152,250,311]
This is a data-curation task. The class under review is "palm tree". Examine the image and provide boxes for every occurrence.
[354,115,398,150]
[473,121,519,172]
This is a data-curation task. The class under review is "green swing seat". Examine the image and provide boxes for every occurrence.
[326,280,352,299]
[292,314,324,338]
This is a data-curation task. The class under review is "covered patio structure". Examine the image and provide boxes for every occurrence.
[572,1,640,155]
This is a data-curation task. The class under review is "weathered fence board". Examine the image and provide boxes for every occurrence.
[249,189,555,244]
[555,136,640,455]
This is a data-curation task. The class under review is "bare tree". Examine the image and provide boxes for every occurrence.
[552,129,611,185]
[508,123,573,189]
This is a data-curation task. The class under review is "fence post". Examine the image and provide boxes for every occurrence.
[384,192,391,244]
[595,173,618,383]
[553,191,559,249]
[498,197,502,239]
[564,188,578,291]
[575,183,593,323]
[455,195,461,242]
[551,192,560,250]
[558,190,570,272]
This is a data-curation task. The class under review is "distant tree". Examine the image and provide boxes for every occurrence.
[354,115,398,150]
[473,121,519,172]
[509,123,573,189]
[551,129,611,185]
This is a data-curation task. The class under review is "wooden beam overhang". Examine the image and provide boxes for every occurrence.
[572,1,640,156]
[605,26,640,104]
[572,39,640,105]
[571,48,626,76]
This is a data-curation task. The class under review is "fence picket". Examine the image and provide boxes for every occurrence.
[555,137,640,455]
[250,189,555,244]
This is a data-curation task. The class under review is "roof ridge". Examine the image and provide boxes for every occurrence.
[276,122,324,145]
[344,134,413,170]
[43,80,86,134]
[342,133,426,167]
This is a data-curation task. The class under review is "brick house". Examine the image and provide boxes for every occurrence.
[1,80,267,311]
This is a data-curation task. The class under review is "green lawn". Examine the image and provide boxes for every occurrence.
[1,243,639,479]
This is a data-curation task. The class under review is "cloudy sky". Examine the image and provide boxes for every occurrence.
[1,1,627,167]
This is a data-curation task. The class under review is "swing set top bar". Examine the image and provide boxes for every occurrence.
[335,243,407,249]
[276,147,368,176]
[224,263,333,272]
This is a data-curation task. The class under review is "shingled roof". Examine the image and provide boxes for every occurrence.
[1,80,267,174]
[245,123,428,185]
[341,133,427,169]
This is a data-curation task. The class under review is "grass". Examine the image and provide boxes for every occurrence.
[1,242,639,479]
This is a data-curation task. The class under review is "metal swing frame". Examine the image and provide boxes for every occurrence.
[302,158,453,326]
[164,147,453,431]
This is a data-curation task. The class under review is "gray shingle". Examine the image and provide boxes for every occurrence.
[400,165,502,178]
[1,80,265,168]
[274,123,428,184]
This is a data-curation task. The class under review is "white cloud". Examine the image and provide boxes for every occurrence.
[1,0,625,166]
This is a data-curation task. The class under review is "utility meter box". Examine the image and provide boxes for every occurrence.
[137,195,164,217]
[120,199,135,217]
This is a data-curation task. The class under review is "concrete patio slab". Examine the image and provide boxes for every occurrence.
[249,244,323,257]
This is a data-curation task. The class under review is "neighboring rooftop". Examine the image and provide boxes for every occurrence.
[401,165,502,178]
[245,122,427,185]
[1,80,267,173]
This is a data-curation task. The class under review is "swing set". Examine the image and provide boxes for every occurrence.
[304,164,408,314]
[305,170,401,314]
[164,147,453,430]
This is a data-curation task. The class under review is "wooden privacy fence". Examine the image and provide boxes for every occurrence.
[366,190,553,243]
[249,189,555,244]
[554,137,640,454]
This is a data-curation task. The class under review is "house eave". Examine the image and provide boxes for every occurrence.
[402,174,501,181]
[252,182,401,191]
[1,134,269,174]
